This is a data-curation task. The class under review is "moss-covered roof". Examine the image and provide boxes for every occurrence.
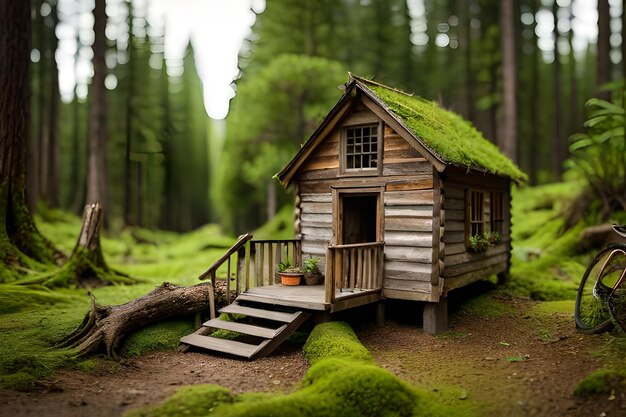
[353,75,527,182]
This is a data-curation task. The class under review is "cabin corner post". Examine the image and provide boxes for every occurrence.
[423,298,448,334]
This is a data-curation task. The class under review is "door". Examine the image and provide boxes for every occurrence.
[333,187,383,245]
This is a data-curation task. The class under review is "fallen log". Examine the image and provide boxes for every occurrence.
[58,280,236,358]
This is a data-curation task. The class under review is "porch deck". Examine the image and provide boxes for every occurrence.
[199,235,385,315]
[237,284,382,312]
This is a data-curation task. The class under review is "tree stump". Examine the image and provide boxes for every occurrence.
[19,203,135,288]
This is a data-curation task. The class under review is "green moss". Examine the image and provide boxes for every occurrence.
[0,284,73,314]
[303,321,373,365]
[460,295,515,318]
[123,319,196,357]
[505,183,587,301]
[128,322,476,417]
[356,77,526,182]
[126,384,235,417]
[574,368,626,397]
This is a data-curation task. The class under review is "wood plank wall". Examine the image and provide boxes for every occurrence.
[440,167,511,291]
[295,115,436,301]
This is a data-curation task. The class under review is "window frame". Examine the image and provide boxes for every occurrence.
[465,189,486,247]
[339,122,383,177]
[490,191,505,235]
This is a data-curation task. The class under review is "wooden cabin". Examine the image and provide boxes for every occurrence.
[276,74,526,332]
[181,75,525,359]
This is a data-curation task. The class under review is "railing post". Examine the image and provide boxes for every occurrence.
[325,247,334,304]
[244,241,251,292]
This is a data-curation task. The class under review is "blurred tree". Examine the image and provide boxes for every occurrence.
[597,0,610,100]
[86,0,108,212]
[0,0,60,281]
[219,55,345,233]
[500,0,517,162]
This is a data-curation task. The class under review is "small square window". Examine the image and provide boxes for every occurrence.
[344,124,379,171]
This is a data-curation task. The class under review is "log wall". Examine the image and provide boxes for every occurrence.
[295,103,437,301]
[440,167,511,293]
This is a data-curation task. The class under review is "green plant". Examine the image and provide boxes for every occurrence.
[567,92,626,218]
[468,231,501,253]
[303,257,321,273]
[278,258,301,273]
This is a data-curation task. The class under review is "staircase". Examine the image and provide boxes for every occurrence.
[180,301,311,359]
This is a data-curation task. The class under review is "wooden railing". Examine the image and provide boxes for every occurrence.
[324,241,384,304]
[199,234,253,308]
[199,235,301,304]
[247,239,302,287]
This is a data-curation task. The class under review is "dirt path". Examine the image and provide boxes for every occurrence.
[360,297,625,417]
[0,296,622,417]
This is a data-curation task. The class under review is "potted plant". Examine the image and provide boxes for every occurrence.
[303,257,324,285]
[277,259,303,286]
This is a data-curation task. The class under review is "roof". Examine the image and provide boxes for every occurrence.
[276,74,527,186]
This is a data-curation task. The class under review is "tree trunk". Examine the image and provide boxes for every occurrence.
[22,203,134,288]
[46,3,61,208]
[529,0,540,184]
[0,0,61,279]
[124,0,134,227]
[59,281,234,358]
[597,0,611,100]
[551,1,564,180]
[87,0,108,210]
[499,0,517,162]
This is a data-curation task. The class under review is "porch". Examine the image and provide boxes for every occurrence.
[199,235,385,315]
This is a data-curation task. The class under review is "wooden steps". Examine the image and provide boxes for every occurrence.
[180,301,310,360]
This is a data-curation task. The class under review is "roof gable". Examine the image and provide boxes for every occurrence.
[277,74,527,186]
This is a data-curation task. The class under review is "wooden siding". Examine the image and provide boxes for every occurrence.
[295,106,438,301]
[441,167,511,289]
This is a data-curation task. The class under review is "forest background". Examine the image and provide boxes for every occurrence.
[25,0,625,236]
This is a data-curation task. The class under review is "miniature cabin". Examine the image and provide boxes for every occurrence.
[181,75,525,359]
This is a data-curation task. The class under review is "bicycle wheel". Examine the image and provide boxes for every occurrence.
[574,248,615,334]
[607,247,626,332]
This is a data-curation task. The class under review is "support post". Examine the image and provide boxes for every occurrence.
[423,298,448,335]
[375,301,385,327]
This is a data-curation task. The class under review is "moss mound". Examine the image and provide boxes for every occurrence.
[303,321,373,365]
[574,368,626,397]
[126,384,235,417]
[127,322,473,417]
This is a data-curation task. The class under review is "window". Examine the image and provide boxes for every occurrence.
[465,189,485,242]
[344,124,379,171]
[491,191,505,235]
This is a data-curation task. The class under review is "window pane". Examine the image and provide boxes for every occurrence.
[344,124,378,170]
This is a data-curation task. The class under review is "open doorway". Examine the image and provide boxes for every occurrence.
[341,194,378,244]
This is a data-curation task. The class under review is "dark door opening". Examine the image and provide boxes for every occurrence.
[341,195,378,244]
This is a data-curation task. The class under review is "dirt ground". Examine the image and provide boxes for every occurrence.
[0,296,623,417]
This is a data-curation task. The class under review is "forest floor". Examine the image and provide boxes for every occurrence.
[0,293,622,417]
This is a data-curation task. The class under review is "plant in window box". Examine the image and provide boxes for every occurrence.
[303,257,324,285]
[277,259,303,286]
[469,232,501,253]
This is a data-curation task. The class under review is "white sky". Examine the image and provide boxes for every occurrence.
[51,0,610,121]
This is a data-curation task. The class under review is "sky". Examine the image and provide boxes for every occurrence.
[51,0,611,121]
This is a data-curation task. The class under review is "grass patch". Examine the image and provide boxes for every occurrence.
[459,295,515,318]
[127,322,477,417]
[574,368,626,397]
[506,183,587,301]
[252,204,294,240]
[123,320,196,357]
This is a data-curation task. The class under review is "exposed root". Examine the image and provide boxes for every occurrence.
[57,282,218,358]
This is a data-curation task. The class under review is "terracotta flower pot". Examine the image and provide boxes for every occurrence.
[279,272,303,286]
[304,271,324,285]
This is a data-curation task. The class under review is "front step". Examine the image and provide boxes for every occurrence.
[180,301,310,359]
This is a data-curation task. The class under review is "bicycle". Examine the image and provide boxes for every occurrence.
[574,224,626,334]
